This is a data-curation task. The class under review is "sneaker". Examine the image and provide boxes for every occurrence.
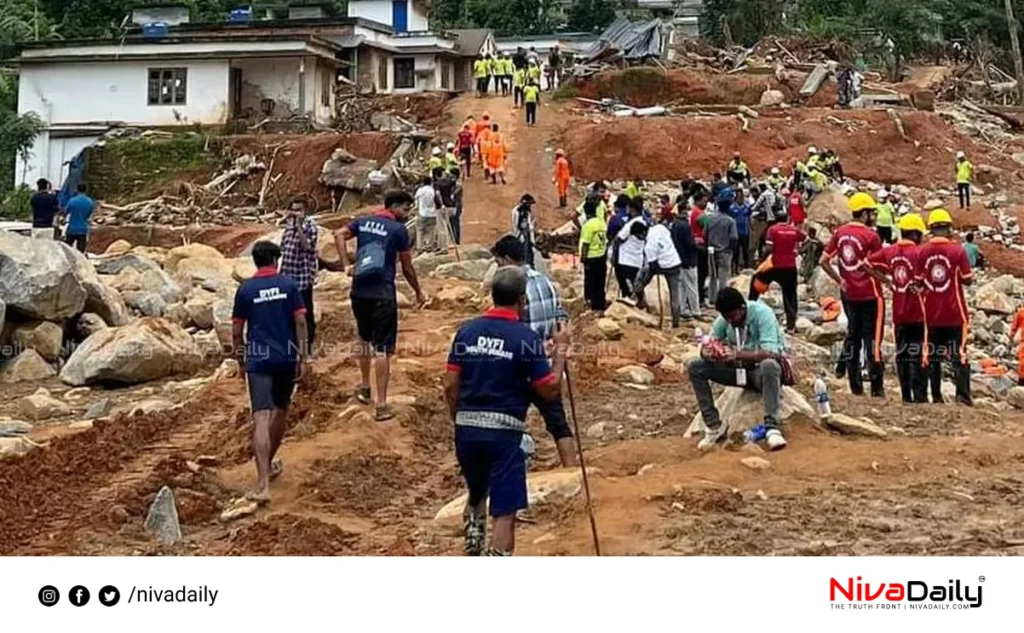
[463,508,486,556]
[765,429,788,451]
[697,422,730,451]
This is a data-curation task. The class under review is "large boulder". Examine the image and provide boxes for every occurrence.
[686,386,816,436]
[974,282,1015,315]
[141,268,183,303]
[805,321,847,346]
[10,321,64,361]
[434,259,494,282]
[19,387,71,421]
[810,268,840,299]
[68,251,131,326]
[320,148,379,191]
[615,365,655,386]
[429,285,481,311]
[59,318,203,386]
[183,288,219,329]
[0,349,56,383]
[94,252,163,275]
[0,232,86,320]
[123,291,168,317]
[104,239,133,256]
[174,257,237,291]
[212,300,234,347]
[164,243,224,272]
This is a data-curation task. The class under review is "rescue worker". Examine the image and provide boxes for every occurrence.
[823,149,845,181]
[819,192,885,397]
[527,59,542,85]
[766,167,786,191]
[524,79,540,126]
[726,152,750,185]
[867,213,928,403]
[1009,304,1024,386]
[487,54,499,93]
[485,123,508,185]
[955,150,973,209]
[444,141,459,172]
[456,122,475,178]
[918,208,972,405]
[806,146,822,172]
[476,116,494,177]
[751,208,803,332]
[428,146,444,173]
[875,189,896,244]
[473,55,489,96]
[512,65,526,108]
[553,148,571,208]
[499,53,513,96]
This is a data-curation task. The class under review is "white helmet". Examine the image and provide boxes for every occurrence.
[432,147,442,156]
[877,188,889,200]
[771,167,780,175]
[446,141,455,150]
[808,146,819,155]
[956,150,966,159]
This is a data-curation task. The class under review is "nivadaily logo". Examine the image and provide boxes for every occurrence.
[830,576,984,610]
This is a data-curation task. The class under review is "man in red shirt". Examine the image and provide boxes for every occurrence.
[918,209,972,405]
[820,192,885,396]
[750,209,804,332]
[867,213,928,403]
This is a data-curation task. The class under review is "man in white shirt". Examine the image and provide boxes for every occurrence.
[614,208,647,299]
[632,212,685,327]
[415,176,440,252]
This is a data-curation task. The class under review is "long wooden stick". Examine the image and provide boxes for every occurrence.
[563,365,601,556]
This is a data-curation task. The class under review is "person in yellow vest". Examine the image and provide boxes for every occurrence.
[527,60,541,84]
[428,146,444,173]
[874,188,896,243]
[473,56,489,97]
[444,141,459,171]
[512,66,526,109]
[806,146,822,171]
[487,55,499,93]
[726,152,750,185]
[523,80,540,126]
[499,53,513,96]
[766,166,786,191]
[955,150,973,209]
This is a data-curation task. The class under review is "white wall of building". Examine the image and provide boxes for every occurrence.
[16,132,103,189]
[131,6,192,25]
[18,59,230,126]
[348,0,429,30]
[233,57,303,116]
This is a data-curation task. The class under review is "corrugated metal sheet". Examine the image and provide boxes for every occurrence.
[583,17,663,62]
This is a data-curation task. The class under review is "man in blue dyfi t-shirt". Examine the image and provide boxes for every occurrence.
[231,241,309,505]
[444,266,572,556]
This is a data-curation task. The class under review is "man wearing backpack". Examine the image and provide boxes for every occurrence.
[333,191,426,421]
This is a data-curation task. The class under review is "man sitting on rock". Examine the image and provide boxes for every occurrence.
[688,287,788,452]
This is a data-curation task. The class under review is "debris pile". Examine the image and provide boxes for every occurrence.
[334,86,448,133]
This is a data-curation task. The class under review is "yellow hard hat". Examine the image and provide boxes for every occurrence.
[848,192,877,213]
[927,208,953,227]
[897,213,926,234]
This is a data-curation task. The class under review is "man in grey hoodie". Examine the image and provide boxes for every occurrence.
[702,194,738,305]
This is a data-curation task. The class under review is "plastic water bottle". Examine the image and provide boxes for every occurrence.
[744,424,767,443]
[813,374,832,421]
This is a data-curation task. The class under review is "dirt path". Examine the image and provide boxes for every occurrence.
[446,93,576,246]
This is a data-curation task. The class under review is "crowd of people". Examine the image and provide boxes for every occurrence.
[224,104,985,554]
[472,45,565,100]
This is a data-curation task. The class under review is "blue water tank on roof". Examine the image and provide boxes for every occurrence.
[142,22,170,37]
[229,6,254,22]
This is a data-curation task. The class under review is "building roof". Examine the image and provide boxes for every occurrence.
[449,28,491,55]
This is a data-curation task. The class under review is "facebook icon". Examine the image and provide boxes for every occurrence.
[69,585,90,607]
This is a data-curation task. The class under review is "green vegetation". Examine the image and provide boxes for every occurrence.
[552,83,579,100]
[0,185,33,221]
[85,134,216,201]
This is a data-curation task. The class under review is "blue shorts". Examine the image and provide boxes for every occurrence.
[455,426,527,517]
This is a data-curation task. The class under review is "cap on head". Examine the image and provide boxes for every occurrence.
[446,141,455,149]
[897,213,926,234]
[848,192,876,214]
[956,150,966,159]
[927,208,953,227]
[877,189,889,200]
[770,167,780,175]
[555,148,565,156]
[432,147,441,156]
[808,146,819,155]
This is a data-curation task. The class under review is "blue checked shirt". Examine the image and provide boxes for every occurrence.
[279,216,318,290]
[521,265,566,340]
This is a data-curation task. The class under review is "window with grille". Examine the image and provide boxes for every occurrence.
[394,58,414,89]
[147,68,187,105]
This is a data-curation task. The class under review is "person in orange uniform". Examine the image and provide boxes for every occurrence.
[475,113,492,166]
[1009,306,1024,386]
[819,192,885,397]
[476,122,494,179]
[553,148,571,208]
[867,213,928,403]
[918,208,972,405]
[485,123,508,185]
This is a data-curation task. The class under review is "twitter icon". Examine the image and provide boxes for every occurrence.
[99,585,120,607]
